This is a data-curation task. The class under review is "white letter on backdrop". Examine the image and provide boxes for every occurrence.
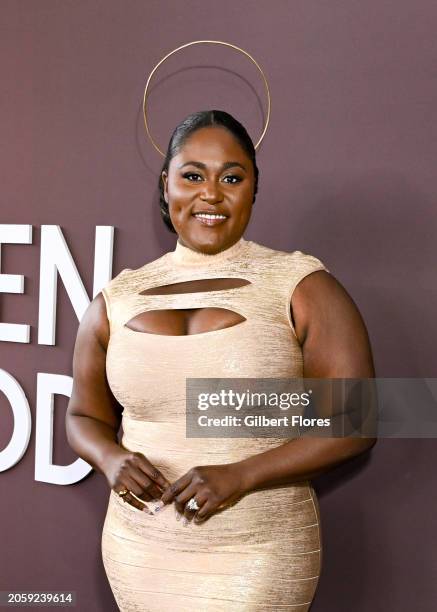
[38,225,114,345]
[0,224,32,343]
[35,373,91,485]
[0,369,32,471]
[93,225,114,298]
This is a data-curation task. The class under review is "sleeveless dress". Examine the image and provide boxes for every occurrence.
[100,236,329,611]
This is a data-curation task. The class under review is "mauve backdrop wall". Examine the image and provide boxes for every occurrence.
[1,1,436,610]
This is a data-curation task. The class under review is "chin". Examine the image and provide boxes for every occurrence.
[186,234,232,254]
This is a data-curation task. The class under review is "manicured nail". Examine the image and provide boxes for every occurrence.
[182,517,189,527]
[175,509,182,521]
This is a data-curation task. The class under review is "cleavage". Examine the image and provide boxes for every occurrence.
[125,277,251,336]
[124,308,246,336]
[125,277,250,336]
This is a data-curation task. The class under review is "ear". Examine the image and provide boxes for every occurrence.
[161,171,168,204]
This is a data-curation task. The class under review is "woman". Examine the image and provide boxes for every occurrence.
[66,110,376,611]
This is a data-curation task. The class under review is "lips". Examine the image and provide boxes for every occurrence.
[192,211,228,217]
[192,212,228,226]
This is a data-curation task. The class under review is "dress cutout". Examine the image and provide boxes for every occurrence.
[100,236,329,611]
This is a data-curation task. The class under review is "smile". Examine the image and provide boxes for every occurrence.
[193,213,228,226]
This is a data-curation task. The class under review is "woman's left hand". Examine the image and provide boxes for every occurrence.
[159,463,248,525]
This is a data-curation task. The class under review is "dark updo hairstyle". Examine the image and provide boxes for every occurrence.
[158,109,259,233]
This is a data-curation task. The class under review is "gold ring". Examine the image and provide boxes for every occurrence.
[118,488,129,497]
[143,39,271,157]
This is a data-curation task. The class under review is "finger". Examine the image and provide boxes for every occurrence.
[121,491,153,514]
[123,492,145,511]
[137,456,171,491]
[174,484,200,517]
[125,492,161,515]
[182,497,209,526]
[122,475,143,495]
[122,475,152,500]
[161,472,192,505]
[129,466,163,501]
[184,494,208,524]
[193,500,213,524]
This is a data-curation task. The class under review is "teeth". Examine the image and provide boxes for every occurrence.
[194,213,226,220]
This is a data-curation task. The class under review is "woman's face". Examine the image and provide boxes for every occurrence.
[161,126,255,254]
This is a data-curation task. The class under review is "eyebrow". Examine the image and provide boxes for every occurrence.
[177,161,247,172]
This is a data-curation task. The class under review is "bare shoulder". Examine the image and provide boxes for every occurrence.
[290,270,375,377]
[290,270,343,342]
[76,292,110,351]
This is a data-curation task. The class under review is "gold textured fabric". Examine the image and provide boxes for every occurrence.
[100,236,329,611]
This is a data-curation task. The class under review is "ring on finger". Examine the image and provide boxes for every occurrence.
[186,497,200,512]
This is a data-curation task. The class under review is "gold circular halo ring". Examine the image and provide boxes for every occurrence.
[143,40,271,157]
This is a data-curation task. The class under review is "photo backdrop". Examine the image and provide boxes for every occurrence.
[1,1,436,610]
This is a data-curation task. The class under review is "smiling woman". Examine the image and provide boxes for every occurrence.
[158,110,259,254]
[66,109,376,611]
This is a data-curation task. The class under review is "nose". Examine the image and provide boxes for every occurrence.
[200,180,224,204]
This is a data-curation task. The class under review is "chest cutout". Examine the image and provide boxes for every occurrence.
[139,277,250,295]
[125,278,250,336]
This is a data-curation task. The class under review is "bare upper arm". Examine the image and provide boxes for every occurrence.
[291,270,375,378]
[67,292,123,430]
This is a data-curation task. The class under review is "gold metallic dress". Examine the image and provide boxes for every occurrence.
[100,236,329,611]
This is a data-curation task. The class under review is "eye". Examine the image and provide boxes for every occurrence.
[223,175,243,184]
[181,172,243,184]
[182,172,203,182]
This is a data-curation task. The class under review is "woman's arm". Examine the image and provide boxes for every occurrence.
[65,293,126,475]
[237,270,377,493]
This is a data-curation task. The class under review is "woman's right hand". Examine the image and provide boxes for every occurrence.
[103,447,172,512]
